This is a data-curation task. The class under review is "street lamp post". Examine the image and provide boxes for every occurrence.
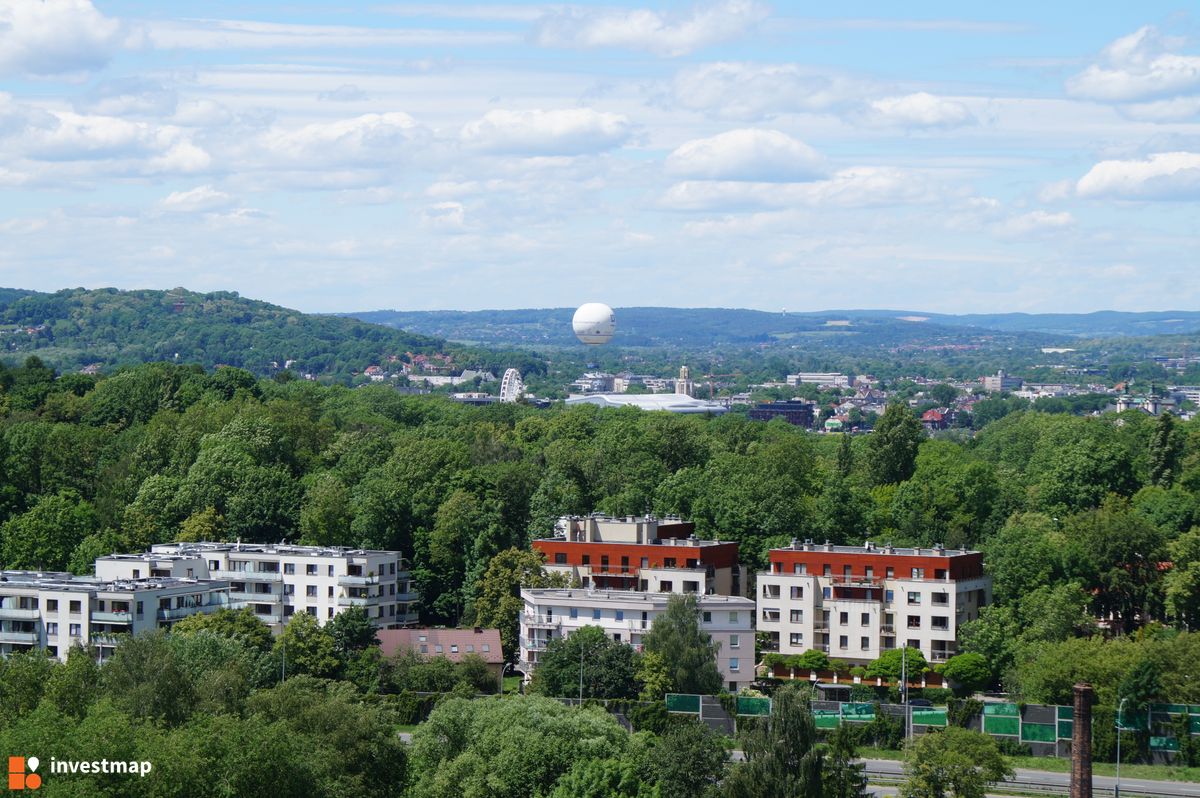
[1115,697,1128,798]
[901,646,911,740]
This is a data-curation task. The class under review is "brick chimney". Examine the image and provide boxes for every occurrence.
[1071,683,1093,798]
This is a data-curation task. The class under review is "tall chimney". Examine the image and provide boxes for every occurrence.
[1071,683,1093,798]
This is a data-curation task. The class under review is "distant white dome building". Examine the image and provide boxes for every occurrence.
[572,303,616,345]
[500,368,525,402]
[565,393,727,415]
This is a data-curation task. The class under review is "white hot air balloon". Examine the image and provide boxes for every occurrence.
[572,303,616,345]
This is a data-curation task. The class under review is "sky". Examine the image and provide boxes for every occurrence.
[0,1,1198,314]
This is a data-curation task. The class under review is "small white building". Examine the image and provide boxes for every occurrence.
[96,542,418,634]
[519,588,756,693]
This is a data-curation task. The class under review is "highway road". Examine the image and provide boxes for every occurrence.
[861,758,1200,797]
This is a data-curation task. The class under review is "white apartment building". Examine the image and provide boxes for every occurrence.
[519,587,756,693]
[0,570,230,661]
[756,540,991,666]
[95,542,418,633]
[787,373,852,388]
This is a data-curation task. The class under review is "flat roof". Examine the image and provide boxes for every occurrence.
[0,571,228,593]
[771,541,981,558]
[565,394,728,414]
[150,542,401,559]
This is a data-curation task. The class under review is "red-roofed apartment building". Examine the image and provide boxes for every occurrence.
[377,627,504,679]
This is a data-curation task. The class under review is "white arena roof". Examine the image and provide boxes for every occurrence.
[565,393,728,414]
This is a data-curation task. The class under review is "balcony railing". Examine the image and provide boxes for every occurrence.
[881,624,896,633]
[816,643,830,653]
[338,574,379,587]
[337,596,370,607]
[213,570,282,582]
[523,614,561,628]
[520,636,549,652]
[157,604,223,621]
[228,591,281,604]
[0,608,41,621]
[930,650,955,662]
[395,592,418,603]
[91,611,132,624]
[626,619,650,631]
[0,630,38,644]
[813,621,829,631]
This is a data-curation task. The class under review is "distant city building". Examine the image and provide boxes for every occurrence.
[676,365,694,397]
[96,542,418,633]
[1115,395,1177,415]
[982,369,1023,392]
[519,588,756,692]
[378,627,504,679]
[535,514,744,596]
[1170,386,1200,406]
[569,372,615,393]
[748,399,815,427]
[787,373,852,389]
[0,571,230,662]
[564,394,728,414]
[755,540,991,666]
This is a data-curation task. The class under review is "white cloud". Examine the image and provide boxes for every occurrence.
[256,112,423,167]
[0,0,123,77]
[671,62,869,120]
[460,108,629,155]
[1076,151,1200,200]
[159,185,235,213]
[534,0,768,57]
[866,92,974,128]
[318,84,369,103]
[422,201,466,231]
[1067,26,1200,103]
[665,129,824,181]
[995,210,1074,237]
[141,18,515,50]
[661,166,936,211]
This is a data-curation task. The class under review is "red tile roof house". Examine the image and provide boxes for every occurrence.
[377,628,505,680]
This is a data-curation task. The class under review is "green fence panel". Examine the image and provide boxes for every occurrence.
[1189,716,1200,734]
[1057,721,1074,740]
[983,703,1019,717]
[843,703,875,721]
[1150,736,1181,752]
[983,716,1020,736]
[1057,706,1074,720]
[1152,704,1189,715]
[736,697,771,717]
[1022,722,1056,743]
[1189,706,1200,715]
[813,711,840,729]
[911,710,947,727]
[665,694,700,714]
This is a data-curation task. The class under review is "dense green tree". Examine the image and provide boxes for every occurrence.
[647,721,728,798]
[326,605,380,656]
[864,647,927,683]
[641,594,723,695]
[723,683,824,798]
[868,403,924,485]
[938,653,991,696]
[549,757,661,798]
[532,625,640,699]
[276,612,340,679]
[44,645,101,718]
[101,630,197,726]
[0,488,98,570]
[1165,529,1200,629]
[1149,412,1184,488]
[900,727,1012,798]
[822,722,870,798]
[172,607,275,653]
[472,547,564,662]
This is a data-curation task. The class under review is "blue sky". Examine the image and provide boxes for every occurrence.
[0,1,1198,314]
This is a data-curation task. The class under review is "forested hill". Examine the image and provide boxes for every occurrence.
[0,287,447,379]
[350,307,1200,348]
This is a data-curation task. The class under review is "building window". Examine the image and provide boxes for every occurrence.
[328,565,334,577]
[569,607,578,619]
[861,636,870,650]
[47,599,58,612]
[306,607,317,616]
[328,586,334,598]
[419,644,428,653]
[932,616,949,630]
[728,612,738,623]
[450,645,458,654]
[69,623,81,636]
[790,586,803,599]
[660,581,673,592]
[886,567,894,578]
[861,613,870,626]
[209,560,220,571]
[907,616,921,629]
[600,555,609,572]
[865,566,874,579]
[435,645,443,653]
[730,634,740,648]
[47,622,58,635]
[843,565,852,578]
[554,553,567,564]
[306,585,317,597]
[838,635,848,650]
[911,568,925,579]
[793,563,806,575]
[284,563,296,575]
[935,569,947,580]
[907,592,921,605]
[932,592,949,605]
[615,610,624,621]
[306,564,317,575]
[482,644,490,653]
[284,606,294,617]
[641,557,649,568]
[730,657,740,672]
[683,581,699,593]
[613,633,622,642]
[664,558,676,568]
[592,609,601,620]
[823,565,832,576]
[790,610,803,623]
[466,645,474,652]
[789,633,803,646]
[136,601,143,615]
[885,590,894,602]
[839,612,848,624]
[328,607,334,618]
[822,587,831,599]
[581,555,590,565]
[702,611,712,623]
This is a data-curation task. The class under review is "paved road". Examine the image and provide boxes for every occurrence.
[861,758,1200,797]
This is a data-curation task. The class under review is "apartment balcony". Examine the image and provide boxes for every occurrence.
[813,621,830,631]
[213,570,282,582]
[228,591,281,604]
[337,596,371,607]
[881,624,896,634]
[338,574,379,587]
[0,630,38,644]
[252,611,283,624]
[816,643,830,653]
[523,614,561,629]
[91,611,132,624]
[395,592,418,604]
[626,619,650,632]
[157,604,223,621]
[0,608,41,621]
[930,649,956,662]
[520,636,549,652]
[90,632,124,646]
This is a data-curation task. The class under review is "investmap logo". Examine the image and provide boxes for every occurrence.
[7,757,40,791]
[7,755,153,790]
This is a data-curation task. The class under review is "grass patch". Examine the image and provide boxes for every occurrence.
[503,676,523,695]
[857,746,1200,783]
[396,724,421,735]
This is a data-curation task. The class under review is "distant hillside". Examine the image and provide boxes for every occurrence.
[349,307,1200,349]
[0,287,447,378]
